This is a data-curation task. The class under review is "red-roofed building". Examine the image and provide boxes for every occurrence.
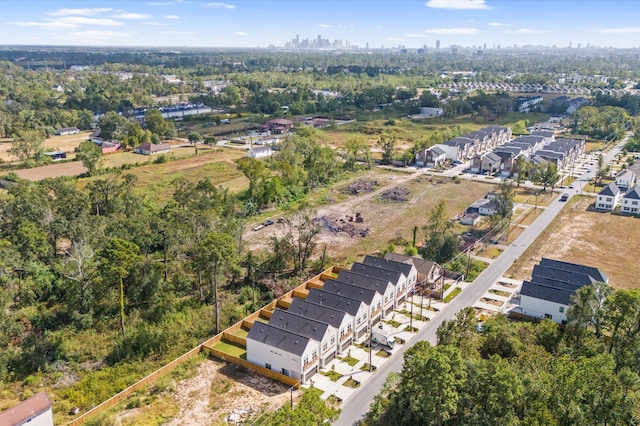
[262,118,294,134]
[0,392,53,426]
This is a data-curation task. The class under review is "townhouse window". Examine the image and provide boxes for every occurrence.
[265,363,272,370]
[340,329,345,338]
[633,201,638,205]
[331,336,335,344]
[323,342,328,351]
[606,197,612,202]
[347,324,352,332]
[312,350,317,359]
[356,317,361,325]
[559,307,565,313]
[303,356,309,365]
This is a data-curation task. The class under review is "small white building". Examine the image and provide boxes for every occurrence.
[248,146,273,159]
[615,169,636,191]
[246,322,319,384]
[0,392,53,426]
[134,142,171,155]
[595,183,621,211]
[621,185,640,215]
[56,127,79,136]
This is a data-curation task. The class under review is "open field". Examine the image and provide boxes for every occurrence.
[0,131,93,162]
[245,168,497,265]
[506,195,640,289]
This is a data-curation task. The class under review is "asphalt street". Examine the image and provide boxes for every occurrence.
[334,136,629,426]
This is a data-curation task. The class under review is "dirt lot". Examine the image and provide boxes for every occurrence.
[246,169,495,264]
[507,196,640,289]
[0,131,92,162]
[115,358,292,426]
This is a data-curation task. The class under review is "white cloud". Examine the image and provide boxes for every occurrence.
[375,25,384,29]
[144,22,170,26]
[424,27,479,35]
[55,17,124,26]
[596,27,640,34]
[234,31,247,36]
[404,33,425,38]
[489,22,510,27]
[161,30,194,34]
[318,24,332,28]
[426,0,490,10]
[68,30,131,39]
[207,2,235,9]
[47,8,113,16]
[505,28,549,34]
[385,37,404,42]
[113,13,151,20]
[147,1,174,5]
[8,21,78,29]
[165,15,180,19]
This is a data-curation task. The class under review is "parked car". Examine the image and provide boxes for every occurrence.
[263,219,275,226]
[568,184,575,189]
[560,193,569,201]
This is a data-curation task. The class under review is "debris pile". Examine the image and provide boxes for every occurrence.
[226,406,255,424]
[344,179,378,195]
[380,186,409,202]
[313,215,370,237]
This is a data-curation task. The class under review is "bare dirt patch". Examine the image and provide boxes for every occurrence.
[245,169,496,265]
[164,358,291,426]
[507,196,640,289]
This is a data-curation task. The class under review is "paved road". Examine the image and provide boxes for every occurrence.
[334,136,629,425]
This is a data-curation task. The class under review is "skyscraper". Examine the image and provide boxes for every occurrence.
[436,40,440,49]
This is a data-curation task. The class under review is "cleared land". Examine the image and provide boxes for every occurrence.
[245,169,496,265]
[506,195,640,289]
[0,131,92,162]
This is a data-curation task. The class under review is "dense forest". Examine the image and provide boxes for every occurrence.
[364,289,640,426]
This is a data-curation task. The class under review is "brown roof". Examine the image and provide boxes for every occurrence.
[265,118,293,126]
[0,392,52,426]
[135,142,171,152]
[383,253,441,277]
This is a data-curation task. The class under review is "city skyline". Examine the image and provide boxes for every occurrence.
[1,1,640,49]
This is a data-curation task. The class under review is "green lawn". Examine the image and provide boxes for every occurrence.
[444,287,462,303]
[212,341,247,359]
[338,356,359,367]
[321,370,342,382]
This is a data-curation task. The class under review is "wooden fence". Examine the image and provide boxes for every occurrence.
[66,265,338,425]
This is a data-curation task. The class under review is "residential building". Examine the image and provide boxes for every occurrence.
[133,142,171,155]
[268,308,337,367]
[304,289,367,346]
[596,183,621,211]
[519,258,608,324]
[55,127,79,136]
[433,143,462,162]
[621,185,640,214]
[248,146,273,159]
[261,118,294,134]
[615,169,636,191]
[321,279,381,333]
[246,322,319,384]
[383,253,444,285]
[0,392,53,426]
[337,268,398,313]
[288,298,353,353]
[415,146,447,167]
[361,255,417,293]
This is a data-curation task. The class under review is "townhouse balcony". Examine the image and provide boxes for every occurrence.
[303,356,319,371]
[340,329,353,343]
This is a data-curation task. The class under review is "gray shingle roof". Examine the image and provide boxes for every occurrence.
[484,152,502,163]
[624,185,640,200]
[598,182,620,197]
[520,280,576,305]
[288,298,348,329]
[247,321,313,356]
[322,279,377,305]
[268,308,331,342]
[532,264,598,288]
[362,255,413,278]
[338,267,397,293]
[539,258,608,283]
[305,288,363,316]
[430,146,446,156]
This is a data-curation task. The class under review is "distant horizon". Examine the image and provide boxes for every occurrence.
[1,1,640,50]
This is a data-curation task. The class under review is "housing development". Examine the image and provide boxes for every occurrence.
[2,1,640,424]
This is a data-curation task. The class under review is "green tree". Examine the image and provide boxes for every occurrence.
[9,130,45,161]
[494,179,515,218]
[187,131,203,144]
[196,232,239,334]
[144,108,175,138]
[379,135,395,165]
[97,238,143,342]
[76,140,103,176]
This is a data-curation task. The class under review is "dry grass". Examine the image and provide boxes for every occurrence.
[506,195,640,289]
[0,131,92,162]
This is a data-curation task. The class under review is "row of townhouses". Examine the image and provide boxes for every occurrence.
[594,167,640,213]
[470,130,585,177]
[245,255,425,385]
[415,125,513,167]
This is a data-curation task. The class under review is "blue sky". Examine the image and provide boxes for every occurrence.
[1,0,639,49]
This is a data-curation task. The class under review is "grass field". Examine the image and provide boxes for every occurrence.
[506,195,640,289]
[0,131,92,162]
